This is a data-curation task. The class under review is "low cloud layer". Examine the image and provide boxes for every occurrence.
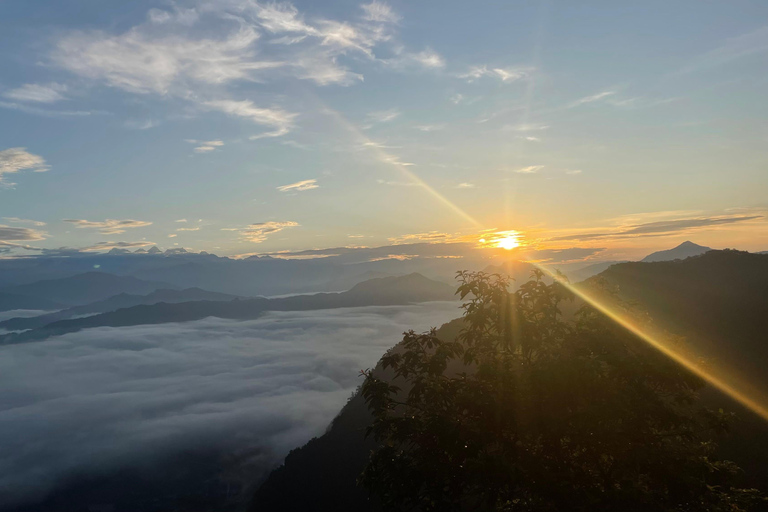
[0,302,460,507]
[549,214,763,242]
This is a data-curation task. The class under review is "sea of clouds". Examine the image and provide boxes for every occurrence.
[0,301,460,508]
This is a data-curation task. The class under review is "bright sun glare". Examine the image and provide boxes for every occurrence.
[496,234,520,250]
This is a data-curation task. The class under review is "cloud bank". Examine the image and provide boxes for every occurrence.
[0,302,460,507]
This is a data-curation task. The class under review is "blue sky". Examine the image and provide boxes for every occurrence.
[1,0,767,261]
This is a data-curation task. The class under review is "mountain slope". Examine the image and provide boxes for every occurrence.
[250,318,465,512]
[1,272,176,306]
[641,241,712,262]
[584,249,768,388]
[564,260,628,282]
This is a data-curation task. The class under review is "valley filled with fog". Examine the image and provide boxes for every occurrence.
[0,302,460,508]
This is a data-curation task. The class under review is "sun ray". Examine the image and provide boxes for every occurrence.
[533,262,768,422]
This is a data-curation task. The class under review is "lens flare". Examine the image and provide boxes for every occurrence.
[533,262,768,422]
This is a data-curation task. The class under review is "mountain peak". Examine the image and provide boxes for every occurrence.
[677,241,704,249]
[641,241,712,263]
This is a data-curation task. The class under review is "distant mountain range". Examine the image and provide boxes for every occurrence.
[0,273,456,344]
[0,287,241,331]
[250,249,768,511]
[0,246,465,298]
[0,272,175,308]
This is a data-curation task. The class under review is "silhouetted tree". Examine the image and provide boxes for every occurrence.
[360,270,762,511]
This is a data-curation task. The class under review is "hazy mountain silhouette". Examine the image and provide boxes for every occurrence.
[0,274,456,345]
[0,293,66,313]
[0,288,241,331]
[0,272,176,307]
[563,260,628,282]
[585,249,768,389]
[249,250,768,511]
[640,240,711,262]
[0,247,487,297]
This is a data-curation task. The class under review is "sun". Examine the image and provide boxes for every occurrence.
[496,235,520,250]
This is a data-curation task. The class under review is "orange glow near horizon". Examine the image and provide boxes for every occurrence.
[478,230,525,251]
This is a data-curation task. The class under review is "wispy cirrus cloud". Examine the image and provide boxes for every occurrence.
[202,100,297,139]
[3,83,67,103]
[277,179,318,192]
[382,48,445,70]
[0,148,49,185]
[567,90,616,108]
[63,218,152,235]
[459,65,530,83]
[361,1,402,23]
[677,25,768,75]
[366,108,400,124]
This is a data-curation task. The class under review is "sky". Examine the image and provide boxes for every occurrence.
[1,0,767,261]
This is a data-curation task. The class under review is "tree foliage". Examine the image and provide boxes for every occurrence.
[360,270,762,511]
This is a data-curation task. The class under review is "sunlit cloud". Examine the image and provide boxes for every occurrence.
[2,217,46,227]
[514,165,544,174]
[186,139,225,153]
[79,240,156,252]
[239,221,300,243]
[565,169,582,175]
[203,100,296,139]
[0,225,47,241]
[504,122,549,132]
[176,226,201,232]
[456,182,475,188]
[277,179,319,192]
[63,218,152,235]
[0,148,49,185]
